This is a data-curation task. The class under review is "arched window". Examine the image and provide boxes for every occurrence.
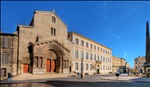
[1,53,8,64]
[52,16,56,23]
[2,37,9,48]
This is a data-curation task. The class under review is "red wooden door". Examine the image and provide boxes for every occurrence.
[46,60,51,72]
[52,60,56,72]
[23,64,29,73]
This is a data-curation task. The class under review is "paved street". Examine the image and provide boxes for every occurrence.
[1,74,150,87]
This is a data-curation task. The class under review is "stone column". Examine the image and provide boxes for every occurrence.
[34,57,37,67]
[43,58,45,67]
[61,57,63,73]
[51,59,52,72]
[38,57,41,67]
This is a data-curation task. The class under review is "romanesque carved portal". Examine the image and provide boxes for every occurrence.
[46,50,58,72]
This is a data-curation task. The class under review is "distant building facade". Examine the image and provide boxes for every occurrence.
[134,56,145,73]
[0,10,113,80]
[112,56,130,73]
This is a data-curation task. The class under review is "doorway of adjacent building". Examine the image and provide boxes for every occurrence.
[46,59,51,72]
[69,66,71,73]
[23,64,29,73]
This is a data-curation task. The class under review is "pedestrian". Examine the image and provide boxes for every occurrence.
[77,72,80,77]
[133,72,136,76]
[115,72,120,80]
[8,72,13,82]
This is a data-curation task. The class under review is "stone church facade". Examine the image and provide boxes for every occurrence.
[1,11,73,79]
[1,10,112,80]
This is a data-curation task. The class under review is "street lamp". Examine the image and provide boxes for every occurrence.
[81,58,84,78]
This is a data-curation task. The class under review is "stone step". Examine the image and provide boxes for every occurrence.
[12,73,76,80]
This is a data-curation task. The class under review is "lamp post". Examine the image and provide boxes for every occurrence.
[81,58,84,78]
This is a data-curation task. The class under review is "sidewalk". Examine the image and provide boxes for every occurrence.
[100,75,150,83]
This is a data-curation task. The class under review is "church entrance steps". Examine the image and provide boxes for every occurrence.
[12,73,75,80]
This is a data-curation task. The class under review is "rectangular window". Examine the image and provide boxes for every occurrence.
[103,65,105,70]
[135,62,137,64]
[81,51,84,58]
[90,53,93,60]
[2,37,9,48]
[75,50,78,58]
[2,53,8,64]
[90,64,92,70]
[86,42,88,47]
[75,62,78,70]
[97,55,99,61]
[86,52,88,59]
[97,47,99,51]
[54,29,56,36]
[94,45,96,50]
[86,63,88,70]
[90,44,92,49]
[75,38,79,45]
[101,48,102,52]
[103,57,105,62]
[103,49,105,53]
[81,40,84,46]
[51,28,56,36]
[136,66,138,69]
[94,55,96,60]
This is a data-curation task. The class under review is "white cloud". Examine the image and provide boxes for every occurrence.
[98,2,110,19]
[123,52,128,57]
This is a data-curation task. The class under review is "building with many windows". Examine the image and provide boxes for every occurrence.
[68,32,112,74]
[0,33,18,79]
[1,10,113,79]
[134,56,145,73]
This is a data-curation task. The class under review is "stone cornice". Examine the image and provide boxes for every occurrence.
[17,25,34,28]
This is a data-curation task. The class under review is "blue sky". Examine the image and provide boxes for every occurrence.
[1,1,150,67]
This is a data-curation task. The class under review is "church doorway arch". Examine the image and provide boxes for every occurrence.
[46,48,63,73]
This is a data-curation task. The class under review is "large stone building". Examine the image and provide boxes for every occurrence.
[112,56,130,73]
[0,33,18,78]
[68,32,112,74]
[0,10,112,79]
[134,56,145,73]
